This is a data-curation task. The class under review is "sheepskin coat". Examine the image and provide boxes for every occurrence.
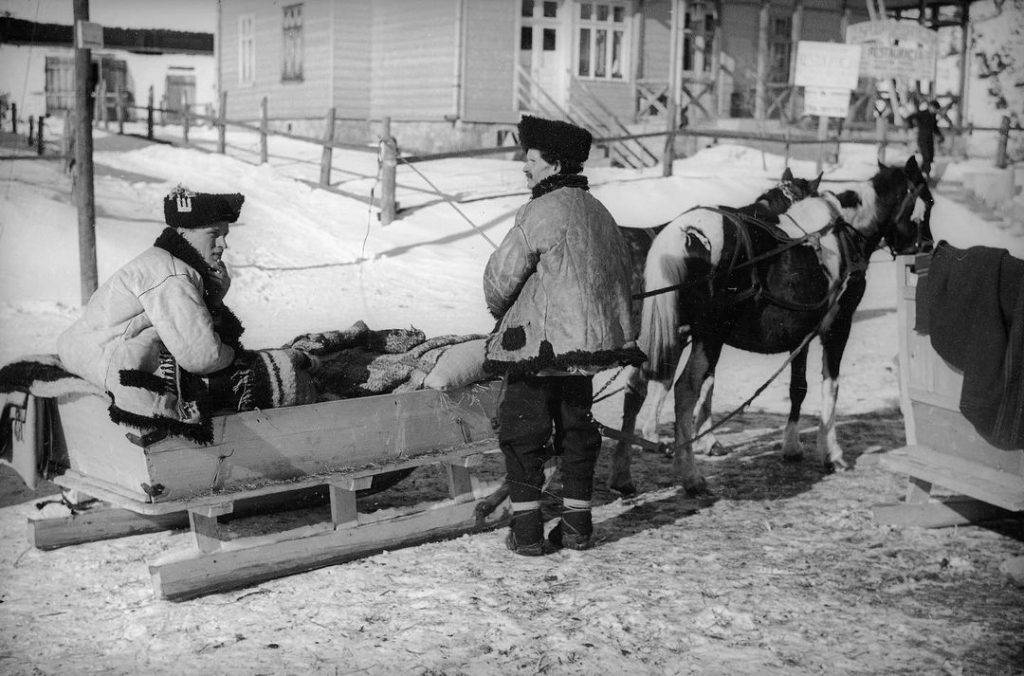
[56,228,243,440]
[483,175,644,374]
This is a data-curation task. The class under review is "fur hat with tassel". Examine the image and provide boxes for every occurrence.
[164,185,245,229]
[517,115,592,164]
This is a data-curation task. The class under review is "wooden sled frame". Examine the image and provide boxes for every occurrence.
[30,445,510,601]
[874,254,1024,528]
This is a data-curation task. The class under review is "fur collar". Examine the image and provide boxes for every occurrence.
[531,173,589,200]
[153,228,245,350]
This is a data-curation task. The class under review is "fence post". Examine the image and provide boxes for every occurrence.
[319,107,336,186]
[146,86,154,140]
[27,115,34,146]
[182,103,190,144]
[784,128,791,168]
[217,91,227,154]
[99,78,108,130]
[662,101,677,177]
[815,114,828,174]
[10,102,16,133]
[116,89,125,135]
[379,116,398,225]
[876,114,887,164]
[995,115,1010,169]
[36,115,44,155]
[259,96,268,164]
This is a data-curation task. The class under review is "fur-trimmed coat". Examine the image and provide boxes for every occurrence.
[56,228,243,440]
[483,175,644,374]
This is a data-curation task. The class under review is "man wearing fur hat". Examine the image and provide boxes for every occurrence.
[483,115,645,556]
[57,186,247,442]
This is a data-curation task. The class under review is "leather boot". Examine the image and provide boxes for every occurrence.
[548,507,593,551]
[505,509,553,556]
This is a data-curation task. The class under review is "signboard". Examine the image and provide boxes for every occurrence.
[75,20,103,49]
[845,19,937,82]
[803,87,851,118]
[793,41,862,90]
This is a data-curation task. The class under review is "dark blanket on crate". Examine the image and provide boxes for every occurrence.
[917,241,1024,450]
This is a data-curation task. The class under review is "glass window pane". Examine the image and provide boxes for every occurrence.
[597,4,609,21]
[543,28,556,51]
[581,3,592,20]
[521,26,532,50]
[521,0,533,18]
[612,30,623,78]
[543,1,557,18]
[683,34,693,71]
[595,29,607,77]
[613,6,624,22]
[579,28,591,76]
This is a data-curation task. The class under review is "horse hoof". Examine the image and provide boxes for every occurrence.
[682,477,708,497]
[610,481,637,498]
[781,453,802,464]
[707,441,729,457]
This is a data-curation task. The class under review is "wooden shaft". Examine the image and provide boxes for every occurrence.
[73,0,97,304]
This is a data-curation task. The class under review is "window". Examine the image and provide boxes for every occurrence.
[682,6,715,73]
[577,2,629,79]
[282,4,304,82]
[238,14,255,86]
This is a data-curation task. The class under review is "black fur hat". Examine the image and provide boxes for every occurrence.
[163,185,245,228]
[517,115,592,164]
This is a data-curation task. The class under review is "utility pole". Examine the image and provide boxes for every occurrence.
[74,0,98,304]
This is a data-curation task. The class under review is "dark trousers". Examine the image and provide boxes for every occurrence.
[498,374,602,504]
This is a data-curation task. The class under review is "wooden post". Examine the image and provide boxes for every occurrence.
[36,115,44,155]
[259,96,268,164]
[995,115,1010,169]
[956,0,969,129]
[98,78,108,130]
[876,113,888,164]
[754,0,770,120]
[663,101,677,177]
[10,102,16,133]
[815,114,828,174]
[146,86,154,140]
[73,0,98,304]
[217,90,227,154]
[787,0,804,122]
[27,115,34,146]
[319,106,336,186]
[182,102,190,144]
[784,128,791,167]
[116,88,124,135]
[379,116,398,226]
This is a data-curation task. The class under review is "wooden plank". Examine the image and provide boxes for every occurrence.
[328,484,358,528]
[188,511,223,553]
[150,494,511,601]
[872,497,1017,528]
[881,446,1024,511]
[444,463,473,502]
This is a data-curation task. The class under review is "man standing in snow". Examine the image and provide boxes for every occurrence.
[482,115,645,556]
[57,186,246,442]
[906,99,945,179]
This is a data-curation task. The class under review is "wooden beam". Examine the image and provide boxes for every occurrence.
[149,493,511,601]
[788,0,804,121]
[873,498,1018,528]
[955,0,969,128]
[754,0,770,120]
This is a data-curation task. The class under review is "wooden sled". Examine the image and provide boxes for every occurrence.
[8,382,511,600]
[874,254,1024,528]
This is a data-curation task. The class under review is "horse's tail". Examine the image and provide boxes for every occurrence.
[639,225,691,380]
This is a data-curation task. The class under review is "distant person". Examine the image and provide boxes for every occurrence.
[483,115,644,556]
[906,100,945,178]
[57,186,246,439]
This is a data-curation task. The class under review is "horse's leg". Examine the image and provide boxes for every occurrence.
[672,338,719,495]
[781,344,810,462]
[816,284,865,471]
[609,366,646,496]
[691,359,726,456]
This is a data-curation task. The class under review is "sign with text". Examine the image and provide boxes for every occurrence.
[845,19,937,82]
[793,41,862,90]
[803,87,851,118]
[75,20,103,49]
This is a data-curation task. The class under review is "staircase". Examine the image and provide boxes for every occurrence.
[515,65,660,170]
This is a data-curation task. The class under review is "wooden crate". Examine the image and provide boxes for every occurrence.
[877,254,1024,526]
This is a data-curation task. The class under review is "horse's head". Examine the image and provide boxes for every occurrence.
[756,167,822,215]
[872,156,934,255]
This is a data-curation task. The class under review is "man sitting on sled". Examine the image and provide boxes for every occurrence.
[57,186,248,443]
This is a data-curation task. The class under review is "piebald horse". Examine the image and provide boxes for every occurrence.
[609,168,822,495]
[610,157,933,496]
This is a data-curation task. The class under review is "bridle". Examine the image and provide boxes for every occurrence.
[880,178,933,257]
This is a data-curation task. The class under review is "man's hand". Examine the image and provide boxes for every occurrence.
[207,261,232,303]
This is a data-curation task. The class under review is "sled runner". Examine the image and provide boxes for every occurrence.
[4,382,509,600]
[875,253,1024,527]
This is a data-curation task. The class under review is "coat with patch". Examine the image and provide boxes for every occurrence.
[483,183,643,374]
[56,229,241,440]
